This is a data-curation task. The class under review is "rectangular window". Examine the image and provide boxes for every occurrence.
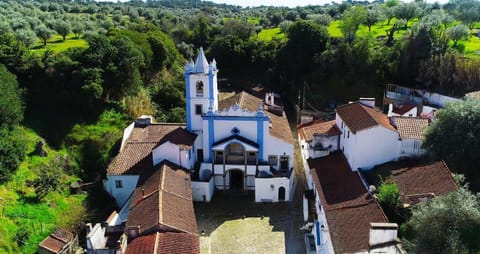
[268,155,278,166]
[115,180,123,188]
[195,104,202,115]
[347,131,350,138]
[280,155,289,170]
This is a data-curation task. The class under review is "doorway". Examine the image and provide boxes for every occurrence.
[229,170,244,190]
[278,187,286,201]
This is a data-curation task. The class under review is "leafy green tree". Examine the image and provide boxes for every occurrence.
[124,87,157,119]
[0,64,23,127]
[383,0,400,25]
[394,3,420,26]
[404,187,480,253]
[0,127,26,182]
[364,7,382,31]
[71,21,84,39]
[341,6,367,43]
[221,19,254,41]
[54,20,71,41]
[446,24,469,46]
[34,24,54,46]
[15,29,37,48]
[423,99,480,177]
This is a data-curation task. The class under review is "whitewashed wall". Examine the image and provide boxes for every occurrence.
[191,177,215,202]
[399,138,426,158]
[354,126,398,170]
[152,142,193,169]
[188,73,218,131]
[255,177,291,202]
[263,135,294,170]
[103,175,139,208]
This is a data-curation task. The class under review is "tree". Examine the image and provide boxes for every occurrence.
[394,3,420,26]
[423,99,480,178]
[34,24,54,46]
[364,7,382,31]
[383,0,400,25]
[124,87,156,119]
[14,28,37,48]
[404,187,480,253]
[72,21,84,39]
[54,20,71,41]
[341,6,367,43]
[0,64,23,127]
[446,24,469,46]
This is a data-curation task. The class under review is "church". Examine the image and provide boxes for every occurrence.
[103,48,296,212]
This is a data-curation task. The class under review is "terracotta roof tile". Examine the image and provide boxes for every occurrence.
[126,232,199,254]
[392,161,458,205]
[336,102,396,134]
[107,124,193,175]
[218,91,294,144]
[127,161,197,235]
[308,153,388,253]
[38,228,74,253]
[392,103,416,115]
[392,117,429,140]
[300,120,341,142]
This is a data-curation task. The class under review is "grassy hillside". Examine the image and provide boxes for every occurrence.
[31,34,88,55]
[0,128,86,253]
[258,27,284,41]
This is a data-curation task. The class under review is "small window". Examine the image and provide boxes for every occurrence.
[347,131,350,138]
[249,152,256,156]
[115,180,123,188]
[280,155,289,170]
[196,81,204,97]
[268,155,278,166]
[195,104,202,115]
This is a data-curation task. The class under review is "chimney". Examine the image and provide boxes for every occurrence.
[141,188,145,197]
[135,115,153,127]
[369,223,398,248]
[359,98,375,108]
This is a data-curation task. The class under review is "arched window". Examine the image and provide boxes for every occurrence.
[196,81,204,97]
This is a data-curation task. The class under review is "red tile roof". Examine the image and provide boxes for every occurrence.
[336,102,396,134]
[218,91,294,144]
[299,120,341,142]
[308,153,388,253]
[392,103,416,115]
[38,228,74,254]
[391,117,429,140]
[107,123,194,175]
[392,161,458,205]
[127,161,198,236]
[126,232,199,254]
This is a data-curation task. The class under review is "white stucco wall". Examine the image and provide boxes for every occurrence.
[120,122,135,152]
[255,177,291,202]
[188,73,218,131]
[103,175,139,208]
[152,142,193,169]
[353,126,399,170]
[191,177,215,202]
[263,135,294,170]
[310,177,335,254]
[399,138,426,158]
[86,223,107,250]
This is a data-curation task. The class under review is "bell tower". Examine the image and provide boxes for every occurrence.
[184,47,218,132]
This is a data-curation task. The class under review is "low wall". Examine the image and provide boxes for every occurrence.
[192,177,215,202]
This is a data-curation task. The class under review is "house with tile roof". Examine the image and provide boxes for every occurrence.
[391,161,458,206]
[303,153,403,254]
[298,120,342,159]
[391,117,429,158]
[38,228,78,254]
[336,101,399,171]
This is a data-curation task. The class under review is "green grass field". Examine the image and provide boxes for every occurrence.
[328,18,418,40]
[31,34,88,55]
[257,27,284,41]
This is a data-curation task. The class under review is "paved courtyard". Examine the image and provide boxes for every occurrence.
[194,143,307,254]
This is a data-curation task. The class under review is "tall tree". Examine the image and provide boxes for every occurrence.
[341,6,367,43]
[54,20,71,41]
[423,99,480,178]
[34,24,54,46]
[446,24,470,46]
[404,187,480,253]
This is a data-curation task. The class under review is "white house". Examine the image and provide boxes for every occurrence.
[335,101,399,171]
[387,103,417,117]
[391,117,429,158]
[298,120,341,159]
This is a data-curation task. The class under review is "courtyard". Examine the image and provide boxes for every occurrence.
[194,142,307,254]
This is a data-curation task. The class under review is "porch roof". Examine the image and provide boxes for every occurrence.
[212,135,259,151]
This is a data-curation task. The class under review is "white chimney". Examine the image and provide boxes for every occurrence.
[369,223,398,247]
[359,98,375,108]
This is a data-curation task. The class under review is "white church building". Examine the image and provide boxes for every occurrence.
[103,48,296,208]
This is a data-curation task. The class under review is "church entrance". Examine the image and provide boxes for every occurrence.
[229,170,244,190]
[278,187,286,201]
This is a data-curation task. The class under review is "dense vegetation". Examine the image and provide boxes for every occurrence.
[0,0,479,252]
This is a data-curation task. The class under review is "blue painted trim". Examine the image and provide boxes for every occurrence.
[208,70,214,108]
[208,117,214,162]
[185,72,192,131]
[316,221,321,246]
[203,115,270,122]
[257,118,264,161]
